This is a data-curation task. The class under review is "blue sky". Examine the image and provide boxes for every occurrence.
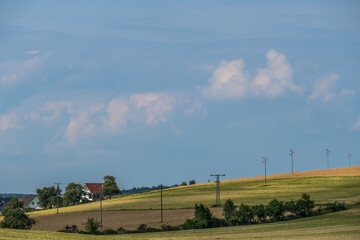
[0,0,359,193]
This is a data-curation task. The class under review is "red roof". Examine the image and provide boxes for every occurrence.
[84,183,121,193]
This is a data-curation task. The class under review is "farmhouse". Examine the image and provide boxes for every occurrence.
[20,194,41,209]
[83,183,121,202]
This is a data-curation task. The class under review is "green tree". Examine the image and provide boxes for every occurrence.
[84,217,101,234]
[266,199,285,221]
[0,197,35,230]
[36,186,59,208]
[189,180,196,185]
[223,199,237,225]
[180,181,187,186]
[194,203,214,228]
[252,204,267,222]
[2,197,23,213]
[63,182,85,206]
[296,193,315,216]
[102,175,121,198]
[236,204,254,224]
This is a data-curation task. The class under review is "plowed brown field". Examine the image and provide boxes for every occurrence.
[31,208,223,231]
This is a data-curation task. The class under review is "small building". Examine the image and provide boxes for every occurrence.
[83,183,121,202]
[20,195,41,209]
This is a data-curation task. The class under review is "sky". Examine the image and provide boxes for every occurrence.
[0,0,359,193]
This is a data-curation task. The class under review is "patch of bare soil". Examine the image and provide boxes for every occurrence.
[31,208,224,232]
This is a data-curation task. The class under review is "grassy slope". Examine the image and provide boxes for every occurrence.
[1,207,359,239]
[26,166,360,216]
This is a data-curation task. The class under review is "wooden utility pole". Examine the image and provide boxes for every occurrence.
[289,149,294,174]
[54,182,62,214]
[263,156,268,186]
[160,184,163,223]
[347,153,352,167]
[325,149,330,169]
[100,185,103,230]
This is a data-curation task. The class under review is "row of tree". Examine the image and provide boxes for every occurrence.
[121,180,196,195]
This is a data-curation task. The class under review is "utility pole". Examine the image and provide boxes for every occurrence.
[289,149,294,174]
[325,149,330,169]
[160,184,163,223]
[54,182,62,214]
[262,156,268,186]
[210,174,225,206]
[347,153,352,167]
[100,184,103,231]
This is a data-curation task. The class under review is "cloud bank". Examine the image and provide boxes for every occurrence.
[0,92,185,144]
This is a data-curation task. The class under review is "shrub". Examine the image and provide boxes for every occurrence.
[161,224,180,231]
[58,225,79,233]
[180,219,202,229]
[135,224,159,233]
[236,204,254,224]
[296,193,315,216]
[0,208,36,230]
[266,199,285,221]
[326,202,346,212]
[251,204,267,222]
[84,217,101,234]
[180,181,187,186]
[102,228,118,235]
[116,227,127,234]
[223,199,237,225]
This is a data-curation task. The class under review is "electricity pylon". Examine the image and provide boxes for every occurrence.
[210,174,225,206]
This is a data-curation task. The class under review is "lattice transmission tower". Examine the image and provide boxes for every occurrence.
[210,174,225,206]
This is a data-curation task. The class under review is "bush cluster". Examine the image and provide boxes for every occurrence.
[223,193,315,225]
[326,202,346,212]
[180,203,225,229]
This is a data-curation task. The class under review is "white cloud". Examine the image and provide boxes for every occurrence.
[203,49,304,100]
[27,50,40,55]
[129,92,176,125]
[0,54,49,85]
[66,112,95,143]
[253,49,304,97]
[103,97,129,133]
[308,74,339,102]
[0,112,22,131]
[203,59,249,100]
[42,101,73,122]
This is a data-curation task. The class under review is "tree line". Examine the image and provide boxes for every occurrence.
[121,180,196,195]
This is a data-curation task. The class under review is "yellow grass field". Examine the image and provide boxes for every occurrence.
[22,166,360,217]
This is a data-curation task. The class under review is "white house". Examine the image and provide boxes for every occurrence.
[20,195,41,209]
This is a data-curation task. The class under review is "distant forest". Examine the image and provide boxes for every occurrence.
[0,193,27,204]
[121,185,170,195]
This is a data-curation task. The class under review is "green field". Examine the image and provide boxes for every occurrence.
[27,174,360,216]
[1,206,359,239]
